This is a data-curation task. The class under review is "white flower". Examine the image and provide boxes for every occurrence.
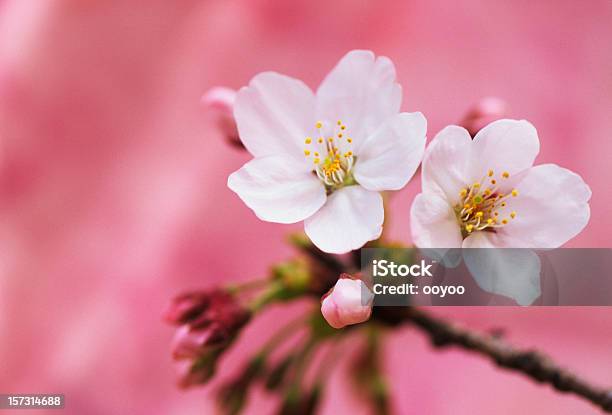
[410,119,591,304]
[228,50,427,253]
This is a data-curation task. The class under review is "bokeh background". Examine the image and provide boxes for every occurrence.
[1,1,611,414]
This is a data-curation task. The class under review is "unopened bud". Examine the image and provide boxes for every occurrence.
[166,288,251,388]
[163,290,217,325]
[321,274,373,329]
[171,325,213,359]
[460,97,507,137]
[201,86,241,148]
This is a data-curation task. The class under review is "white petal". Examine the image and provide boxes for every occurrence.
[354,112,427,191]
[234,72,315,159]
[463,232,541,305]
[495,164,591,248]
[315,50,402,143]
[421,125,473,204]
[470,119,540,179]
[410,192,463,249]
[304,186,383,254]
[228,156,326,224]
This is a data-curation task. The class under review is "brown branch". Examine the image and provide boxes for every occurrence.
[297,245,612,411]
[402,307,612,413]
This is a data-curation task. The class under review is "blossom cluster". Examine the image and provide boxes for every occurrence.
[207,49,591,325]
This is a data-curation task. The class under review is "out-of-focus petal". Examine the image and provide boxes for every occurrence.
[304,185,383,254]
[228,155,326,224]
[462,232,542,305]
[234,72,315,159]
[460,97,507,136]
[354,112,427,191]
[315,50,401,143]
[201,86,236,113]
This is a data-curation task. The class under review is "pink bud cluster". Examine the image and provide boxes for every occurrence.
[164,289,251,388]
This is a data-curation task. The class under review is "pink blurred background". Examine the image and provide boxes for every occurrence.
[1,0,611,414]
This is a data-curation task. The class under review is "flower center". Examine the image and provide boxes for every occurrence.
[304,120,356,192]
[454,169,519,238]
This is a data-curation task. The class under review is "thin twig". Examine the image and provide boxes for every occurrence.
[403,307,612,413]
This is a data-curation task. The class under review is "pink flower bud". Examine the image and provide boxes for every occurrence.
[201,86,241,148]
[171,325,212,359]
[162,291,215,325]
[165,288,252,388]
[321,274,373,329]
[460,97,507,136]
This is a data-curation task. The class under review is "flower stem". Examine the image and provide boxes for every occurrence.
[226,278,269,294]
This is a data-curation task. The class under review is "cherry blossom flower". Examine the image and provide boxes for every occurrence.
[321,274,373,329]
[410,119,591,304]
[228,50,427,254]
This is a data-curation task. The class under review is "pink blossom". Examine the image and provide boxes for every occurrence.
[460,97,507,136]
[410,119,591,304]
[228,50,427,254]
[171,325,212,360]
[201,87,240,147]
[321,274,373,329]
[165,289,251,387]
